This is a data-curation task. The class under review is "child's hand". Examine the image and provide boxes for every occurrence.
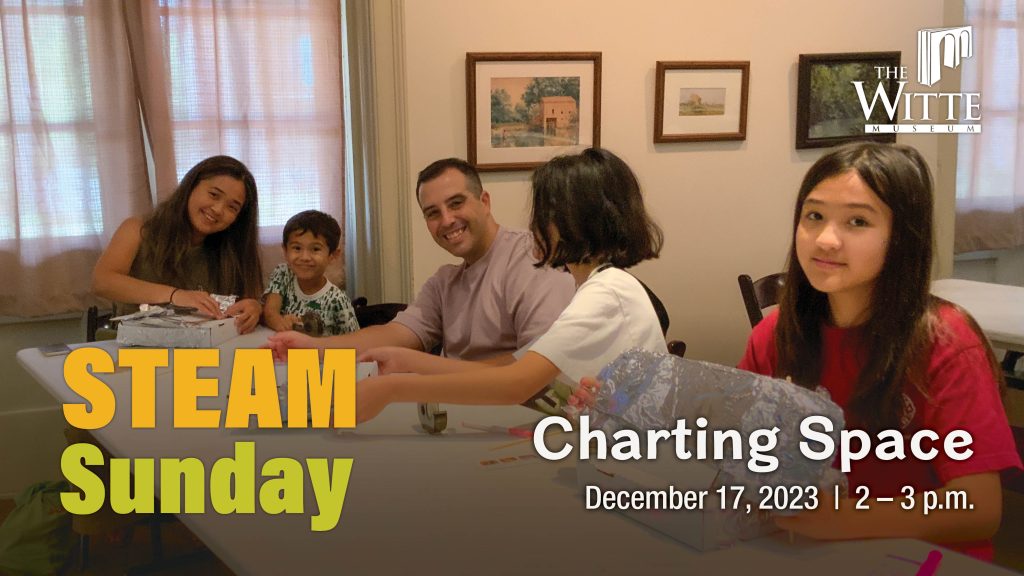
[568,376,601,412]
[358,347,415,375]
[174,290,224,318]
[265,330,318,362]
[268,314,301,332]
[226,298,261,334]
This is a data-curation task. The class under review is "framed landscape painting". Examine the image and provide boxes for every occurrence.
[467,52,601,171]
[796,52,901,149]
[654,61,749,143]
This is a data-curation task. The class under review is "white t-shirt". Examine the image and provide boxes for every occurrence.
[524,266,668,387]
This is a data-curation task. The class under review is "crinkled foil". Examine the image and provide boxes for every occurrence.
[580,348,848,547]
[211,293,237,313]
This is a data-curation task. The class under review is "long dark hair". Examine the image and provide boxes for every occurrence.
[138,155,264,298]
[530,147,662,269]
[775,142,1002,430]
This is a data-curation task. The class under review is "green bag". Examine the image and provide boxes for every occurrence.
[0,481,73,576]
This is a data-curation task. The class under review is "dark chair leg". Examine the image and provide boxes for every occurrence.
[151,518,163,562]
[80,534,90,570]
[1002,351,1022,372]
[1002,351,1024,390]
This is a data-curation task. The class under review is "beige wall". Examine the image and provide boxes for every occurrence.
[402,0,959,365]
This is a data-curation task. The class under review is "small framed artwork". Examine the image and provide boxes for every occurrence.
[654,61,749,143]
[466,52,601,172]
[796,52,901,149]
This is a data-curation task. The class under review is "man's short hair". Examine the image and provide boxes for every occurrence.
[416,158,483,202]
[282,210,342,252]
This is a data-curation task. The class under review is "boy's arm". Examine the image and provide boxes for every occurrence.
[263,293,297,332]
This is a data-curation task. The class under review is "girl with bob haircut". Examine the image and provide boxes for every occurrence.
[349,147,667,421]
[93,155,265,333]
[737,142,1021,559]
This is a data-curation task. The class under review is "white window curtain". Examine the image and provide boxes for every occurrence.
[0,1,150,317]
[125,0,346,280]
[1,0,347,317]
[955,0,1024,253]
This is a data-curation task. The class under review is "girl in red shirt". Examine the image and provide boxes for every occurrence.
[737,142,1021,559]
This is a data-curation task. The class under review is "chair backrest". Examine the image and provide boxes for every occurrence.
[667,340,686,358]
[737,273,785,328]
[352,297,408,328]
[85,306,115,342]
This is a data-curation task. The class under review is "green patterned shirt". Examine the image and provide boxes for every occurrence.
[265,264,359,335]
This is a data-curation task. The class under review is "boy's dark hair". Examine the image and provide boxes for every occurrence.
[530,147,662,269]
[282,210,342,252]
[415,158,483,202]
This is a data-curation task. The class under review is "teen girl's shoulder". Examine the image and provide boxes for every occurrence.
[930,300,987,354]
[117,216,145,236]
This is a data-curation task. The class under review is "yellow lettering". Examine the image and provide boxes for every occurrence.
[118,349,168,428]
[173,349,221,428]
[260,458,304,515]
[62,348,115,429]
[60,443,105,514]
[225,349,282,428]
[110,458,155,514]
[210,441,256,514]
[160,458,206,513]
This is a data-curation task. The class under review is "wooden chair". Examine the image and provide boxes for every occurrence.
[352,296,408,328]
[85,306,115,342]
[737,273,785,328]
[1000,351,1024,389]
[667,340,686,358]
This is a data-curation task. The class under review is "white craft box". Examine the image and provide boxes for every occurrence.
[576,456,776,551]
[116,314,238,348]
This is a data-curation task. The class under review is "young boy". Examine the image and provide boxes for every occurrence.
[263,210,359,336]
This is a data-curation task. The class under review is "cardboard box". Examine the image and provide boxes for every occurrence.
[577,456,776,551]
[116,314,238,348]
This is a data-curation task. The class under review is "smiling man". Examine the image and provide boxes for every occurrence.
[266,158,574,362]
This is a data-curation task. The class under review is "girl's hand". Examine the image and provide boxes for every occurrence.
[227,298,262,334]
[172,290,224,319]
[773,494,863,540]
[357,347,417,375]
[568,376,601,411]
[265,330,319,362]
[356,375,399,423]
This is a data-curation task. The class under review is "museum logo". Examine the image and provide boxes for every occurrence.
[856,26,981,134]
